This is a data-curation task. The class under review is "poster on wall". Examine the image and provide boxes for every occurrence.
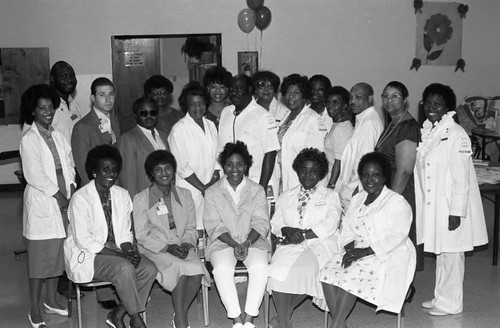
[411,1,467,72]
[238,51,258,76]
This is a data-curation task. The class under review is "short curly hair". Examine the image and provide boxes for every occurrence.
[422,83,456,112]
[85,145,123,181]
[218,141,253,176]
[280,74,312,100]
[143,75,174,96]
[178,81,210,114]
[144,150,177,182]
[309,75,332,90]
[325,86,350,105]
[292,148,329,180]
[203,66,232,88]
[21,84,61,125]
[357,152,392,187]
[251,70,281,93]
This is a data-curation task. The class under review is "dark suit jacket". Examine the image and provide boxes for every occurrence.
[71,109,121,185]
[116,126,169,198]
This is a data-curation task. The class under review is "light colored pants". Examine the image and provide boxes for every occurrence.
[211,247,269,318]
[434,252,464,314]
[94,254,157,315]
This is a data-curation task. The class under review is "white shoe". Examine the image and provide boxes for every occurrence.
[232,323,243,328]
[43,302,68,316]
[428,308,452,316]
[421,299,437,309]
[28,314,47,328]
[243,323,256,328]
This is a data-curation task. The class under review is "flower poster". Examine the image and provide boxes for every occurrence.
[415,2,463,66]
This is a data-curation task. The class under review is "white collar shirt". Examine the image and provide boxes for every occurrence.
[47,95,81,144]
[137,125,167,150]
[224,176,247,207]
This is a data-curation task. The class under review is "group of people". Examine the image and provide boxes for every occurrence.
[20,60,488,328]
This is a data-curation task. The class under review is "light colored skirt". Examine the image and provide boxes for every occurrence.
[26,238,64,279]
[268,247,322,298]
[142,248,209,291]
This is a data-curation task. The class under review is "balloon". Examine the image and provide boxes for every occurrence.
[255,6,272,31]
[247,0,264,11]
[237,8,256,34]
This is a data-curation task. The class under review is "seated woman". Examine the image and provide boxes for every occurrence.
[204,141,270,328]
[321,152,416,328]
[133,150,209,328]
[268,148,342,328]
[64,145,157,328]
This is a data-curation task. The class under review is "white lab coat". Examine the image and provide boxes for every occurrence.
[280,105,328,192]
[270,184,341,280]
[338,106,383,210]
[218,98,280,184]
[168,113,220,229]
[269,98,290,124]
[20,123,75,240]
[64,181,134,283]
[339,186,416,313]
[414,112,488,253]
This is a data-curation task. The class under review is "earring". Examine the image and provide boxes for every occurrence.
[93,174,96,178]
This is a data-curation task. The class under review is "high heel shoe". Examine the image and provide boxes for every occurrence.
[43,302,68,316]
[170,313,190,328]
[28,314,47,328]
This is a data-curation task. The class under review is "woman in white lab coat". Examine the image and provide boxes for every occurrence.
[415,83,488,316]
[64,145,157,328]
[20,84,76,327]
[268,148,341,328]
[168,82,220,230]
[278,74,328,193]
[321,152,416,327]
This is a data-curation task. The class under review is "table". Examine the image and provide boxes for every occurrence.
[479,182,500,265]
[471,126,500,160]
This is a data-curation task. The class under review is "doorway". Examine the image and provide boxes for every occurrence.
[111,34,222,133]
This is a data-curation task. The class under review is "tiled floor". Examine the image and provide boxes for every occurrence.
[1,190,499,328]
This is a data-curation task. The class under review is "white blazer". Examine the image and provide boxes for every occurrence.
[20,123,75,240]
[168,113,220,229]
[270,184,341,279]
[341,187,416,313]
[64,181,134,283]
[280,106,328,192]
[415,112,488,253]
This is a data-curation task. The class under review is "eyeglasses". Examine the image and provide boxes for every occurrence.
[381,93,403,101]
[325,99,342,107]
[150,90,169,97]
[256,81,274,90]
[139,110,158,117]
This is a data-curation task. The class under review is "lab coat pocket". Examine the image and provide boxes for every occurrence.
[26,187,55,219]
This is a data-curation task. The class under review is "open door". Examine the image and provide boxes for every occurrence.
[111,34,222,133]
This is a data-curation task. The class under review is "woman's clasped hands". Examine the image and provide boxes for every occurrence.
[234,240,251,261]
[341,241,373,269]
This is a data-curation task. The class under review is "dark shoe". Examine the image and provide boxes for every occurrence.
[99,300,118,310]
[406,284,416,303]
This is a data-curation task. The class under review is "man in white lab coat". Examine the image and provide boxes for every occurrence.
[218,75,280,194]
[337,82,384,211]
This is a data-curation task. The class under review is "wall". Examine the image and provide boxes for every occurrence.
[1,0,499,183]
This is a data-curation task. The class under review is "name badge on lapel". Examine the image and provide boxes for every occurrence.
[156,200,169,216]
[315,201,326,206]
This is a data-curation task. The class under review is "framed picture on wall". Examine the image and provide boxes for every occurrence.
[238,51,258,76]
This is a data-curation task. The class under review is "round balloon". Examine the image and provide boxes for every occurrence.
[237,8,256,34]
[255,6,272,31]
[247,0,264,11]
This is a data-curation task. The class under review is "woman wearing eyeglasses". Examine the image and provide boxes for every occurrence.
[168,82,220,230]
[373,81,422,270]
[116,97,169,198]
[251,71,289,124]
